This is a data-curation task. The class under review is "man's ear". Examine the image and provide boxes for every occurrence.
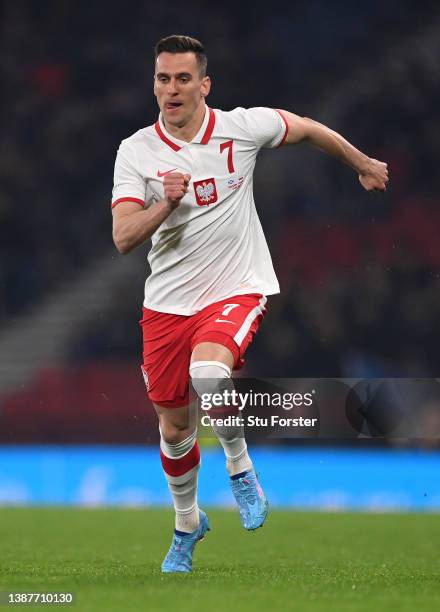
[201,76,211,98]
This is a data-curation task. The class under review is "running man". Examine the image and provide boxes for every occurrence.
[111,35,388,573]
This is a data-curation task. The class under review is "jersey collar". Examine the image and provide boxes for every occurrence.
[155,106,216,152]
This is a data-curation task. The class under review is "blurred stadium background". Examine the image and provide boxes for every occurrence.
[1,0,440,510]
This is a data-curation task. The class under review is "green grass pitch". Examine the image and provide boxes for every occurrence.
[0,508,439,611]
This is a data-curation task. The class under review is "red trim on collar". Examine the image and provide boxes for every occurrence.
[200,107,216,144]
[154,107,215,150]
[154,120,182,152]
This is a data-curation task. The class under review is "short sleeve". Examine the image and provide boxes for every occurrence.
[243,107,288,149]
[112,141,147,208]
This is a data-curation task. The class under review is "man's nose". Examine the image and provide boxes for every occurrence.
[167,78,178,94]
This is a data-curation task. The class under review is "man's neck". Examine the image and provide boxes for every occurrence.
[163,102,207,143]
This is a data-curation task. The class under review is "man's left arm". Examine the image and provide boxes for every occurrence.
[277,110,389,192]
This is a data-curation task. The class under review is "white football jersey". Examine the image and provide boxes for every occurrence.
[112,106,288,315]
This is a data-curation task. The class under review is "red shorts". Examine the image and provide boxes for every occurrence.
[140,294,267,408]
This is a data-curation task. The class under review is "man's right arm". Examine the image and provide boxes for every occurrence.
[112,173,191,254]
[112,200,174,254]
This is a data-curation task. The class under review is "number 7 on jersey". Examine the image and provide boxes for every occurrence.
[220,140,235,173]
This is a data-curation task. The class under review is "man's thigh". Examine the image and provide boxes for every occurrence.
[140,307,192,408]
[191,342,235,369]
[191,294,267,369]
[139,294,267,409]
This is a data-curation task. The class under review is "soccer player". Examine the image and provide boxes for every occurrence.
[111,35,388,573]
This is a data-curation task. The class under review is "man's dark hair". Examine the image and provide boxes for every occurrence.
[154,35,207,77]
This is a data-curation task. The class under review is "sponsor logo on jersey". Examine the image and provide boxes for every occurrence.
[227,176,244,191]
[193,178,218,206]
[157,168,177,177]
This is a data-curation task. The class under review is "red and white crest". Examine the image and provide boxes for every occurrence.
[193,178,218,206]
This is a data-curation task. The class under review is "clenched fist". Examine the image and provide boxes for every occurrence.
[163,173,191,210]
[359,158,389,192]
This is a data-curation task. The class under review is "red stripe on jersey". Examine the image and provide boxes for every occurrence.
[275,109,289,147]
[200,107,216,144]
[112,197,145,209]
[160,441,200,477]
[155,121,182,152]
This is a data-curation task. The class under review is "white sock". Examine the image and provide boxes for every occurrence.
[167,466,200,532]
[219,437,253,477]
[160,431,200,533]
[189,360,253,477]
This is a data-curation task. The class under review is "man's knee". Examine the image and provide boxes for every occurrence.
[189,360,232,398]
[160,420,192,445]
[190,361,243,442]
[154,404,192,444]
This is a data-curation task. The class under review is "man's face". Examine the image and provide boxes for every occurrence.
[154,52,211,127]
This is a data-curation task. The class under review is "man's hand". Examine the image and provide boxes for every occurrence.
[358,158,389,192]
[112,173,190,254]
[164,173,191,209]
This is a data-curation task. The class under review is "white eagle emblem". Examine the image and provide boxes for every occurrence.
[194,178,218,206]
[196,181,215,202]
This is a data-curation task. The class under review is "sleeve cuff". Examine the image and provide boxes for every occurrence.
[274,109,289,148]
[111,197,145,209]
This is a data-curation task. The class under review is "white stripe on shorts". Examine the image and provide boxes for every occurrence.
[233,296,267,347]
